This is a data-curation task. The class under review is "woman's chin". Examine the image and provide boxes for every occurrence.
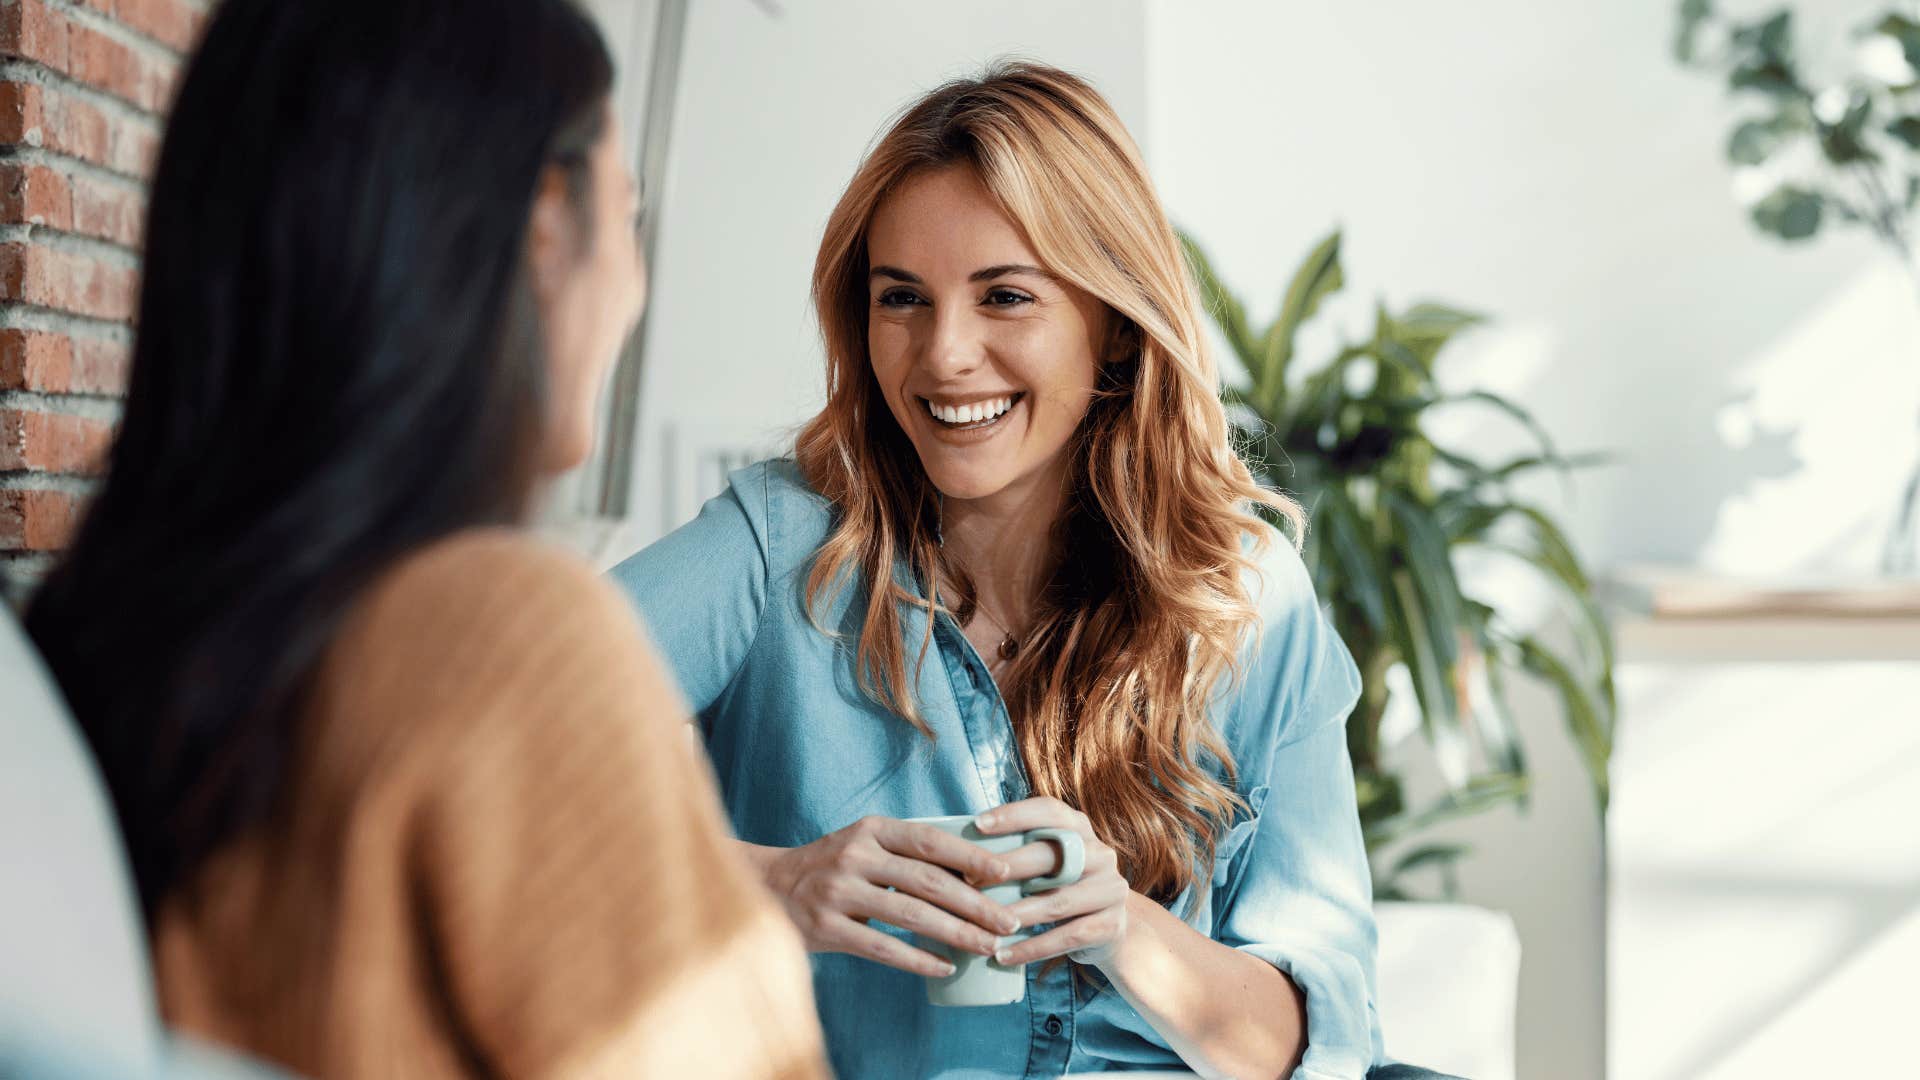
[915,459,1003,503]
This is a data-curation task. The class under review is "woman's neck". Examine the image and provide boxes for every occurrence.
[939,465,1069,630]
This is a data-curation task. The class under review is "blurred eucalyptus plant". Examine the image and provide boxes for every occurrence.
[1675,0,1920,573]
[1181,230,1616,899]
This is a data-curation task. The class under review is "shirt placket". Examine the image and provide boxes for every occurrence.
[931,616,1081,1078]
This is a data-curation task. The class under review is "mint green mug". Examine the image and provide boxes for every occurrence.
[905,814,1086,1007]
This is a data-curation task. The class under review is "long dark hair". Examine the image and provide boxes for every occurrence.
[25,0,614,918]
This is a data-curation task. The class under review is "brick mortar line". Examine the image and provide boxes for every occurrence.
[0,388,124,420]
[0,299,136,335]
[45,0,191,64]
[0,222,143,265]
[0,471,94,493]
[0,144,151,194]
[0,303,135,341]
[0,57,166,129]
[0,552,55,566]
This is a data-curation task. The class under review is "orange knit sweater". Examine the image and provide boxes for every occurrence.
[152,530,830,1079]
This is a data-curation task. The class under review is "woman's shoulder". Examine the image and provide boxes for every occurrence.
[356,528,628,632]
[615,457,833,585]
[1238,519,1318,624]
[1221,519,1362,753]
[731,456,835,566]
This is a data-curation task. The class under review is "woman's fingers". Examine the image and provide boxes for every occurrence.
[993,903,1128,967]
[972,796,1085,837]
[868,852,1021,937]
[872,818,1010,884]
[1004,873,1125,931]
[814,915,958,978]
[844,880,1004,956]
[994,838,1067,883]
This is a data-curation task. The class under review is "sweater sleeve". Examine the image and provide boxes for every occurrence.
[335,531,828,1080]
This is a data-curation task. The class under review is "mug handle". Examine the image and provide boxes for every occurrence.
[1019,827,1085,894]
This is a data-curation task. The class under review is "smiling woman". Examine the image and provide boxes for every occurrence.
[612,61,1454,1080]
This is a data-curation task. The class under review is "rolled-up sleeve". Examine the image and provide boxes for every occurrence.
[1212,535,1381,1080]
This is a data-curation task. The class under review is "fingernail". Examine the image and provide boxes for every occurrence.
[977,813,998,829]
[938,962,957,976]
[989,861,1010,880]
[999,915,1021,934]
[993,949,1013,965]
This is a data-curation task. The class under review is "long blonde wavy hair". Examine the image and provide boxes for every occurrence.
[795,61,1303,903]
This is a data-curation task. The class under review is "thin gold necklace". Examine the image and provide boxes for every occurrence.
[934,492,1024,662]
[968,592,1023,663]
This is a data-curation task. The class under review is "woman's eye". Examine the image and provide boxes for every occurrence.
[984,288,1034,307]
[877,289,924,308]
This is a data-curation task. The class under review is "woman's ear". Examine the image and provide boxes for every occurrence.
[526,166,575,299]
[1103,312,1141,365]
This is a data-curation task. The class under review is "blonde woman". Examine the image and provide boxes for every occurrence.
[615,63,1450,1080]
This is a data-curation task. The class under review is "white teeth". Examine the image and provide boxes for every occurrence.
[926,395,1016,425]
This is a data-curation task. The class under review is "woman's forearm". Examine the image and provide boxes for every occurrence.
[1092,892,1307,1080]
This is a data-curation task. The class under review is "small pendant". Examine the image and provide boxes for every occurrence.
[998,635,1019,661]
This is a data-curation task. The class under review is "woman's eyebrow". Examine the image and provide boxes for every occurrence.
[970,264,1056,283]
[867,264,1058,285]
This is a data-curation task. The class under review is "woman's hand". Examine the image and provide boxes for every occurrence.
[761,817,1024,978]
[974,797,1133,969]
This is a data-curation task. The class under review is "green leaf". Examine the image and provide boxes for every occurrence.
[1513,635,1612,809]
[1429,447,1613,493]
[1388,569,1470,790]
[1384,302,1487,374]
[1728,60,1803,98]
[1750,185,1824,241]
[1727,116,1786,165]
[1256,231,1344,413]
[1465,602,1529,787]
[1317,486,1391,636]
[1379,842,1474,900]
[1674,0,1715,64]
[1423,389,1567,468]
[1180,232,1260,374]
[1731,10,1792,62]
[1890,117,1920,150]
[1385,490,1467,666]
[1386,842,1471,879]
[1818,96,1876,165]
[1877,14,1920,72]
[1364,773,1529,849]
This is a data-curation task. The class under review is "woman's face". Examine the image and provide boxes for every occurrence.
[865,165,1110,506]
[530,106,647,474]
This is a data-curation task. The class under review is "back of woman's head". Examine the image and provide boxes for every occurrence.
[26,0,614,916]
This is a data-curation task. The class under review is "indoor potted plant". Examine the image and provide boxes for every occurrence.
[1180,229,1617,895]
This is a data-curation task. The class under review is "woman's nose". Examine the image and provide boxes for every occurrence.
[920,309,984,380]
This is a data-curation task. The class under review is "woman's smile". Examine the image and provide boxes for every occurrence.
[915,391,1028,443]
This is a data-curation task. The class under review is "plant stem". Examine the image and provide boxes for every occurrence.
[1852,160,1920,575]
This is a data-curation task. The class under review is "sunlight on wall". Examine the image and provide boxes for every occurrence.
[1610,661,1920,1080]
[1697,261,1920,575]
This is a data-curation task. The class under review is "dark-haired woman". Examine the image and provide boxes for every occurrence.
[24,1,827,1076]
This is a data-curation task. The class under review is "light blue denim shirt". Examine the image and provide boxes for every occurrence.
[610,460,1384,1080]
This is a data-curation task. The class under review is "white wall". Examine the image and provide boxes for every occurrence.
[625,0,1148,541]
[1145,3,1913,1079]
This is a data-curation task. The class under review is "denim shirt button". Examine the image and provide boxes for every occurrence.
[1044,1015,1063,1037]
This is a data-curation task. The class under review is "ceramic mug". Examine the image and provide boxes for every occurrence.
[905,814,1086,1007]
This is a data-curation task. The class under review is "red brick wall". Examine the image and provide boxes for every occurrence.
[0,0,204,605]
